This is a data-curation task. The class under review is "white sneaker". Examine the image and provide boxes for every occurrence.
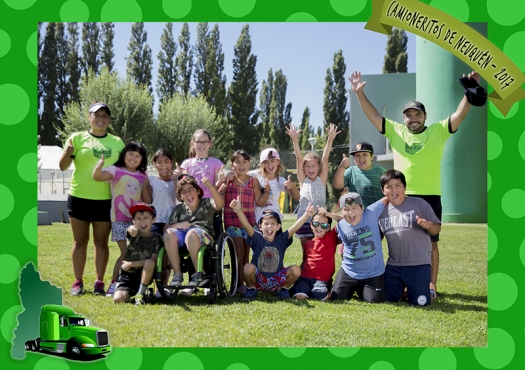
[179,288,195,296]
[105,281,117,297]
[203,288,210,296]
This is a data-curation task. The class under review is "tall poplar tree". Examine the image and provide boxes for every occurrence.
[156,23,177,105]
[323,50,349,205]
[258,69,274,147]
[66,23,81,104]
[81,22,100,77]
[175,23,193,96]
[299,106,313,151]
[226,25,259,156]
[268,69,291,151]
[126,22,153,95]
[55,23,68,132]
[383,28,408,73]
[39,22,59,145]
[100,22,115,72]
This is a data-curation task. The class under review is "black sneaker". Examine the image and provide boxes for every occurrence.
[70,280,84,296]
[93,280,105,295]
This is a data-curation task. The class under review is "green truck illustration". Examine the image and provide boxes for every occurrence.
[25,304,111,357]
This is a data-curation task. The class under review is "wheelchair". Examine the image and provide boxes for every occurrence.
[152,213,238,304]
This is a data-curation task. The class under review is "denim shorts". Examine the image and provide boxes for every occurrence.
[165,227,212,247]
[225,226,248,239]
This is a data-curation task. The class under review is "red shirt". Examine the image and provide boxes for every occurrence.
[301,228,338,281]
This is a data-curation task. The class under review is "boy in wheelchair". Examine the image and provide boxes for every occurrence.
[163,174,224,288]
[113,203,162,305]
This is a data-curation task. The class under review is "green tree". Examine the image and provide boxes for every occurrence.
[226,25,259,157]
[38,22,59,145]
[383,28,408,73]
[100,22,115,72]
[66,23,81,104]
[81,22,100,77]
[258,68,274,146]
[175,23,193,96]
[126,22,153,95]
[299,106,313,151]
[154,94,221,163]
[156,22,177,105]
[55,23,68,136]
[323,50,349,206]
[268,69,291,151]
[58,67,154,147]
[193,23,227,117]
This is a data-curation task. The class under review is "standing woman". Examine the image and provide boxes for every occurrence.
[59,102,125,296]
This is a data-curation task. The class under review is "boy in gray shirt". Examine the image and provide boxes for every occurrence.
[378,170,441,306]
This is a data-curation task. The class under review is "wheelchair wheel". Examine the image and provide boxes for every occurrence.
[208,279,218,304]
[216,234,238,298]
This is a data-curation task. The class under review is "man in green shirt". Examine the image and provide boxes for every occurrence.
[349,70,482,300]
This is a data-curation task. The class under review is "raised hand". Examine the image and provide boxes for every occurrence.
[225,171,235,182]
[128,225,138,237]
[317,206,327,217]
[172,162,182,180]
[349,71,366,93]
[285,124,302,141]
[229,195,241,211]
[416,215,431,230]
[305,202,316,217]
[464,71,481,84]
[201,175,213,189]
[283,175,294,190]
[263,178,271,194]
[95,154,105,169]
[327,123,341,140]
[217,165,226,184]
[340,153,350,169]
[65,138,74,156]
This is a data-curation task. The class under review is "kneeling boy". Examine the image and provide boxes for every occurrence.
[230,196,316,300]
[113,203,162,305]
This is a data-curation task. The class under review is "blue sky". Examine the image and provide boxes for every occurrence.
[112,22,416,131]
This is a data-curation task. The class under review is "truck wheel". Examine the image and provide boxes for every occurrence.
[30,341,38,352]
[67,342,82,358]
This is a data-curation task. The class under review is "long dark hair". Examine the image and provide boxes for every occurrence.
[114,141,148,173]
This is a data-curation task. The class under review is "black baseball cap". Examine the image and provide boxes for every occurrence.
[458,77,487,107]
[403,100,426,114]
[350,141,374,155]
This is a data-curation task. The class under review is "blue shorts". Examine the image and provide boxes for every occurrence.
[165,227,212,247]
[384,264,431,306]
[225,226,248,239]
[290,276,329,300]
[254,267,289,292]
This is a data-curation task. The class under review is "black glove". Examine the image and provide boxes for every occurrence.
[458,76,487,107]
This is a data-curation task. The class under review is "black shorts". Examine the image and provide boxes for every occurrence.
[408,194,441,242]
[384,264,431,306]
[67,195,111,223]
[330,268,385,303]
[115,269,151,296]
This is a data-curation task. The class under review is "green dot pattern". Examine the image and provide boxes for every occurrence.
[0,0,524,369]
[105,348,143,370]
[218,0,256,18]
[501,189,525,218]
[162,0,193,19]
[17,153,37,183]
[487,0,525,26]
[0,184,15,221]
[60,0,90,22]
[0,29,11,58]
[0,254,21,284]
[487,131,502,161]
[101,0,142,22]
[429,0,470,21]
[474,328,515,369]
[0,84,30,125]
[330,0,368,17]
[487,171,492,192]
[488,273,518,311]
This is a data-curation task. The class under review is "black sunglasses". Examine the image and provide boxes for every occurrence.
[344,197,357,206]
[311,221,330,229]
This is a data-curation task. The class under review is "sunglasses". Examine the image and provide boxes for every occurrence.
[311,221,330,229]
[344,197,357,206]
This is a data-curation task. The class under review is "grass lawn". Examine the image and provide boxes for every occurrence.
[37,216,487,347]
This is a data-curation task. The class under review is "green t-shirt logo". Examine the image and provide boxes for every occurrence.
[93,147,112,159]
[404,142,423,155]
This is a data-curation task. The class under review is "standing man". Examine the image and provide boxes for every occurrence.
[349,70,483,300]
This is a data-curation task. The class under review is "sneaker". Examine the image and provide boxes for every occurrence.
[93,280,105,295]
[277,288,291,299]
[70,280,84,296]
[236,284,247,295]
[203,288,210,296]
[134,293,144,305]
[188,272,208,287]
[242,287,257,301]
[106,281,117,297]
[170,272,183,287]
[179,288,195,296]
